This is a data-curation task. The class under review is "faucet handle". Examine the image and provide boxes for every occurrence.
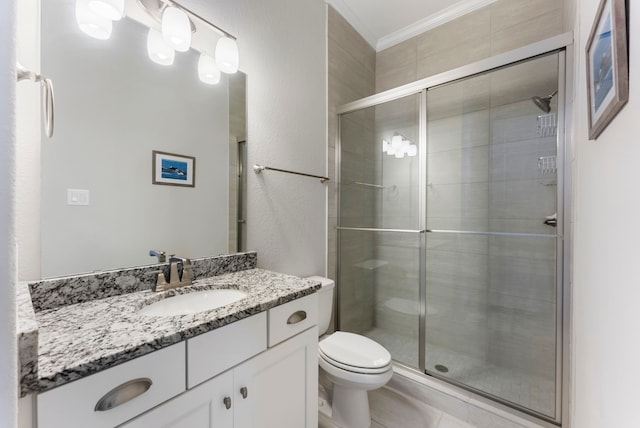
[181,259,193,285]
[146,270,168,291]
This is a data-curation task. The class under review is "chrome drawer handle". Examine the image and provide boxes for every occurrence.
[287,310,307,324]
[240,386,248,399]
[95,378,152,412]
[224,397,232,410]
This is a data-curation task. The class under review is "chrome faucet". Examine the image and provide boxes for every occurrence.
[149,249,166,263]
[163,257,193,291]
[148,256,193,292]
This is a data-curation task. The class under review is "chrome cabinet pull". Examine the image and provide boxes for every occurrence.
[287,310,307,324]
[224,397,232,410]
[240,387,248,399]
[94,378,152,412]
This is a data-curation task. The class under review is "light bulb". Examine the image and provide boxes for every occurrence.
[382,139,390,154]
[147,28,175,66]
[408,144,418,157]
[198,53,221,85]
[391,135,403,151]
[395,150,405,159]
[162,7,191,52]
[401,139,410,154]
[76,0,112,40]
[215,37,239,74]
[88,0,124,21]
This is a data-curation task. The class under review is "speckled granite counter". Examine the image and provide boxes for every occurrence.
[18,253,320,397]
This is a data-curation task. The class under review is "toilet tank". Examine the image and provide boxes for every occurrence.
[307,276,335,336]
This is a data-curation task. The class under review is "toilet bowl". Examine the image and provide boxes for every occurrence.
[309,276,393,428]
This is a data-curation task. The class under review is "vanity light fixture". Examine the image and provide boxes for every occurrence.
[147,28,175,66]
[76,0,113,40]
[215,36,239,74]
[75,0,240,84]
[88,0,125,21]
[198,53,221,84]
[162,6,191,52]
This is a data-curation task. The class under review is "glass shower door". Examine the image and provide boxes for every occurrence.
[424,53,562,420]
[338,93,423,368]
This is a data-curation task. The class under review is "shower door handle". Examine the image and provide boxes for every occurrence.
[543,218,557,227]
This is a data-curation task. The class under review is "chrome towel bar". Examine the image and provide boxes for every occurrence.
[16,62,55,138]
[253,164,329,183]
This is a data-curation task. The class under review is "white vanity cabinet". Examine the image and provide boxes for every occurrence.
[37,343,186,428]
[34,293,318,428]
[123,327,318,428]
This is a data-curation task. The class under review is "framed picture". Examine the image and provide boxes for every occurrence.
[585,0,629,140]
[152,150,196,187]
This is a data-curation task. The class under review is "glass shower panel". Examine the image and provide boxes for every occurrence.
[339,94,421,230]
[338,229,421,368]
[425,53,560,419]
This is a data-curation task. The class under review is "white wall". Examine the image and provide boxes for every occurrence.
[182,0,327,277]
[0,0,18,426]
[15,0,40,281]
[572,1,640,426]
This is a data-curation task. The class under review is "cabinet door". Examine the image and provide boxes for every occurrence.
[122,370,234,428]
[234,328,318,428]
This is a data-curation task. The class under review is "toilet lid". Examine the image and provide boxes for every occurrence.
[319,332,391,369]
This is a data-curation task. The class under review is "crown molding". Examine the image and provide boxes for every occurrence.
[376,0,499,51]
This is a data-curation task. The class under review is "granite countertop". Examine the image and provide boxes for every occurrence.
[19,268,320,396]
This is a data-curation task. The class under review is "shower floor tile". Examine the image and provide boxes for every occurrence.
[364,327,555,418]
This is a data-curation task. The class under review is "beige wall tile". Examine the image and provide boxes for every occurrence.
[417,38,491,80]
[491,10,564,55]
[375,38,417,92]
[376,37,417,76]
[416,8,491,58]
[328,6,375,73]
[490,0,562,33]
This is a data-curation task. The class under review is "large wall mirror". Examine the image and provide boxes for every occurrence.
[41,0,247,278]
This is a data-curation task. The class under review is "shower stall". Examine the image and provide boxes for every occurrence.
[336,40,569,425]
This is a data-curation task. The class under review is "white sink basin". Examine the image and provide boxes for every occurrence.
[139,289,248,316]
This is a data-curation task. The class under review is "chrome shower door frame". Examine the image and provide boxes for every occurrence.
[336,32,573,427]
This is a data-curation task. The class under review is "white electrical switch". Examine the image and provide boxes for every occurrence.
[67,189,90,206]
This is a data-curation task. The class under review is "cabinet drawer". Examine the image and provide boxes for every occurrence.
[37,342,185,428]
[187,312,267,388]
[268,293,318,347]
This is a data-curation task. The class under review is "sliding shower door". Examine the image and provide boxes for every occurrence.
[338,93,423,368]
[424,52,562,420]
[337,49,565,423]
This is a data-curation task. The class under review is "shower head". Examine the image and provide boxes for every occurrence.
[532,90,558,113]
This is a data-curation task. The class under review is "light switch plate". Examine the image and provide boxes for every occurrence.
[67,189,90,206]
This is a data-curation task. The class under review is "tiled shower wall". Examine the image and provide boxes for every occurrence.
[375,0,568,92]
[327,6,376,331]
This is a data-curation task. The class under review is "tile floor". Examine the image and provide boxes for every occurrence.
[319,385,477,428]
[366,327,555,417]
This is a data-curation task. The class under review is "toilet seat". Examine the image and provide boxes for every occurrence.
[319,350,391,374]
[319,332,392,374]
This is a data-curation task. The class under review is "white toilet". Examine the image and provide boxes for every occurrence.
[309,276,393,428]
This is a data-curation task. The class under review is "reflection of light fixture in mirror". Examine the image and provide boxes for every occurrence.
[383,135,417,158]
[198,53,221,84]
[215,37,239,74]
[76,0,113,40]
[162,6,191,52]
[88,0,124,21]
[147,28,175,66]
